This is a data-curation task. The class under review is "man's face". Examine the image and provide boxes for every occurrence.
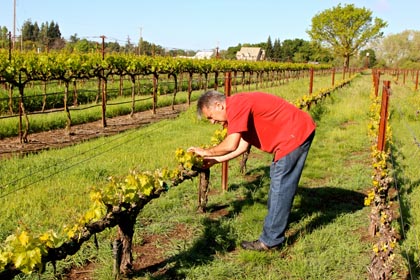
[202,101,227,126]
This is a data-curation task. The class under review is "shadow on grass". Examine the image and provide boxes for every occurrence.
[228,165,366,245]
[131,165,366,279]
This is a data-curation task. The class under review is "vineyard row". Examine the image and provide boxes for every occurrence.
[0,71,359,279]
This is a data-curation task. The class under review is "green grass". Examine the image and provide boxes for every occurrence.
[387,78,420,278]
[1,72,417,279]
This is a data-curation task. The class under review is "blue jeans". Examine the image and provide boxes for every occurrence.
[259,131,315,247]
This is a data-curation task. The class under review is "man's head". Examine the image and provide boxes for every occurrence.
[197,90,227,125]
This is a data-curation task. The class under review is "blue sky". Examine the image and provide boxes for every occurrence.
[0,0,419,51]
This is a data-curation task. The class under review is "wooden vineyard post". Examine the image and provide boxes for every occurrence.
[403,70,406,85]
[377,81,391,152]
[222,72,232,191]
[331,68,335,87]
[152,74,158,114]
[101,77,107,127]
[373,70,381,97]
[415,70,419,91]
[309,67,314,94]
[100,35,107,128]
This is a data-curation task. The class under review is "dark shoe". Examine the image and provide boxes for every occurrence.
[240,240,279,251]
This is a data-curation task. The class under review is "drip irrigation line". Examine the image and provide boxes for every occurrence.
[0,122,169,199]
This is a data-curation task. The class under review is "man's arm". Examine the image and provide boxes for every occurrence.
[188,132,242,157]
[206,137,250,162]
[193,137,250,169]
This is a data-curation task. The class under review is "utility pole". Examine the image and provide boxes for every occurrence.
[138,27,142,55]
[13,0,16,49]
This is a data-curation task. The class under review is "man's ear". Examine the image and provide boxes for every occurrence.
[215,101,224,111]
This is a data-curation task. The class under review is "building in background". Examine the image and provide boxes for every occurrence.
[193,50,214,59]
[236,47,265,61]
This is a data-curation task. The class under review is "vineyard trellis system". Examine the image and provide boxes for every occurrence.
[365,69,412,279]
[0,50,343,143]
[1,65,417,278]
[0,52,365,279]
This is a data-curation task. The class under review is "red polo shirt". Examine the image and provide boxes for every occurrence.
[226,92,315,161]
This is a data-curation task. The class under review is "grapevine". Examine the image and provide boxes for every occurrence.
[0,133,207,278]
[294,75,356,110]
[365,74,399,279]
[0,76,357,277]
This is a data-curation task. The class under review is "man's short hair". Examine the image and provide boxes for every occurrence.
[197,90,226,117]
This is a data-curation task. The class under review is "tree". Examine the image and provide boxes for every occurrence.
[69,33,79,44]
[73,38,97,53]
[281,39,306,62]
[0,26,9,48]
[308,42,333,63]
[307,4,387,68]
[32,22,40,42]
[372,30,420,68]
[21,20,36,41]
[123,36,135,53]
[107,41,121,53]
[293,40,312,63]
[224,44,242,60]
[272,39,281,61]
[265,36,273,60]
[359,48,376,68]
[38,21,62,50]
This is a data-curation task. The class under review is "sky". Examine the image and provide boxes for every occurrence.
[0,0,419,51]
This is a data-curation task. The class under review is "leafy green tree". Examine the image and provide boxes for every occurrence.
[107,41,121,53]
[0,26,8,39]
[73,38,97,53]
[372,30,420,68]
[0,26,10,48]
[308,42,333,63]
[293,40,312,62]
[307,3,387,68]
[281,39,306,62]
[224,44,242,60]
[138,40,164,56]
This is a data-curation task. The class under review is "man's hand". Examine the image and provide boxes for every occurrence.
[187,146,207,157]
[188,147,220,169]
